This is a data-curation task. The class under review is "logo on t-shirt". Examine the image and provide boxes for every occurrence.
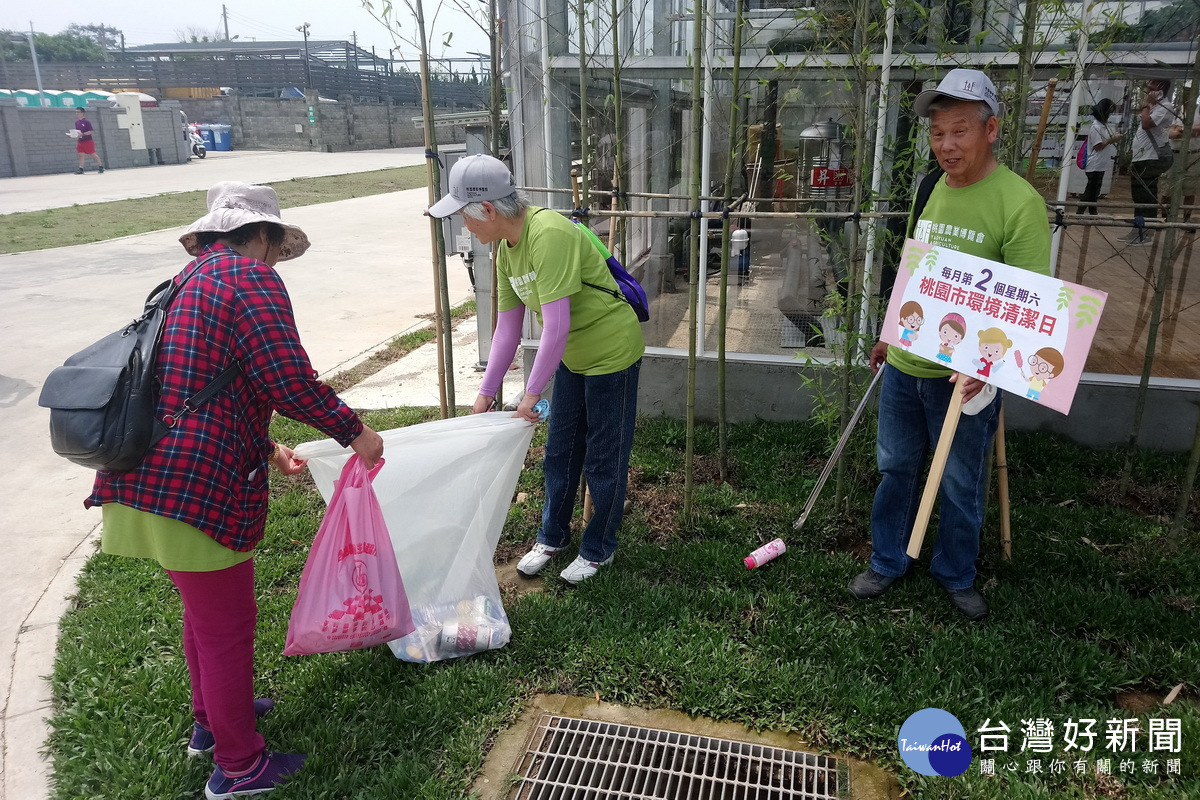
[915,219,986,249]
[508,270,537,305]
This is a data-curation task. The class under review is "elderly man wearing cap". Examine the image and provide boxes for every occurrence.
[428,154,644,585]
[87,182,384,799]
[849,69,1051,621]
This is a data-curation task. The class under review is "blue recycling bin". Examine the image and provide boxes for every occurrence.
[211,124,232,151]
[198,126,216,150]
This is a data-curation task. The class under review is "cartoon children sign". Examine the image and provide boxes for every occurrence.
[881,240,1107,415]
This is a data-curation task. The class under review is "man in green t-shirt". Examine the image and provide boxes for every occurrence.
[428,154,645,585]
[848,69,1051,621]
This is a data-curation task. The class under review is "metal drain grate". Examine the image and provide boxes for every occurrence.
[511,715,839,799]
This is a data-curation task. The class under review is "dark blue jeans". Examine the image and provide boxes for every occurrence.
[537,359,641,562]
[869,365,1001,590]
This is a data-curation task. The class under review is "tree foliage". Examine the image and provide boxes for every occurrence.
[66,23,123,50]
[1095,0,1200,43]
[0,30,109,62]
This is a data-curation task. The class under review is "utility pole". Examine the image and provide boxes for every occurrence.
[28,22,44,107]
[222,5,231,41]
[296,22,312,90]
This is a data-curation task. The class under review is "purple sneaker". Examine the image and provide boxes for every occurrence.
[205,751,307,799]
[187,698,277,756]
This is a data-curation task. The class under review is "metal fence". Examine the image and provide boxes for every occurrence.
[0,59,488,107]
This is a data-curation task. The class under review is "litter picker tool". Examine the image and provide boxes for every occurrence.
[792,366,884,531]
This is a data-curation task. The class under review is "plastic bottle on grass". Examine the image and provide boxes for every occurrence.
[744,538,786,569]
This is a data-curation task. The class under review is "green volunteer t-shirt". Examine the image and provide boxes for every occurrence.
[889,165,1051,378]
[497,207,645,375]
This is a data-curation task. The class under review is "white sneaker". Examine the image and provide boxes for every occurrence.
[559,554,614,584]
[516,543,562,577]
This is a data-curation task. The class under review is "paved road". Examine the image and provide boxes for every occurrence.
[0,147,427,214]
[0,166,470,800]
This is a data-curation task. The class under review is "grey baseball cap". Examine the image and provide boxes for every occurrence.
[427,153,518,217]
[914,68,1000,118]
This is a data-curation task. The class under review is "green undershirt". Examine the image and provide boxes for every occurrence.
[101,503,253,572]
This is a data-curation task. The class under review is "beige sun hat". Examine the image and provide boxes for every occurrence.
[179,181,310,260]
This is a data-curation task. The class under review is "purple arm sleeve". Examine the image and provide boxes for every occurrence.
[525,297,570,395]
[478,307,524,398]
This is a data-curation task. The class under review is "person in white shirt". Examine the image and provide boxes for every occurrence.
[1077,99,1120,216]
[1124,78,1175,246]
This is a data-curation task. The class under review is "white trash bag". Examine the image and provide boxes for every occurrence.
[294,413,534,662]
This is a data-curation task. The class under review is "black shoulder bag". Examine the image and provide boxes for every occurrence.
[37,255,242,472]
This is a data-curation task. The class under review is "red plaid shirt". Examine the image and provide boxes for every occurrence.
[87,244,363,551]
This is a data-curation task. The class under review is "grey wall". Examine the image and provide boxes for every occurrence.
[175,93,465,152]
[524,347,1200,454]
[0,98,190,178]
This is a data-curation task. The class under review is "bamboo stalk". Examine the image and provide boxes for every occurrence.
[716,0,745,484]
[414,0,453,418]
[1119,57,1200,495]
[996,408,1012,559]
[683,0,704,522]
[577,0,590,210]
[1025,78,1057,183]
[489,0,502,409]
[1173,409,1200,536]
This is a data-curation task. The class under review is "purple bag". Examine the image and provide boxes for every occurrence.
[531,208,649,321]
[574,222,651,322]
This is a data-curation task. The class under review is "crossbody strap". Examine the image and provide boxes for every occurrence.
[156,252,245,433]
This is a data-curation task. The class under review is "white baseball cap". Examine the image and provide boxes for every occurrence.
[914,68,1000,118]
[427,154,518,218]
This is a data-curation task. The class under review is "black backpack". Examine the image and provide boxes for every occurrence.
[37,255,241,472]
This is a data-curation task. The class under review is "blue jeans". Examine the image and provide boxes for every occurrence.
[869,365,1001,590]
[537,359,641,562]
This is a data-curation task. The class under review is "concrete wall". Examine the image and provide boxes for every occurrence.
[523,347,1200,454]
[0,98,190,178]
[175,93,465,152]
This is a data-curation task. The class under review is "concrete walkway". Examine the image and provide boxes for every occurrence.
[0,154,481,800]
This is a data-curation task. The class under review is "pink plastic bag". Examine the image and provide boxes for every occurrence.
[283,456,415,656]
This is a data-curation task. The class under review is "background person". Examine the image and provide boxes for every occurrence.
[428,154,644,585]
[1123,78,1175,246]
[86,182,384,799]
[73,108,104,174]
[1077,99,1119,216]
[849,69,1051,621]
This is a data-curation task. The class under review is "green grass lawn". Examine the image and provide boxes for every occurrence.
[1,166,427,254]
[47,412,1199,799]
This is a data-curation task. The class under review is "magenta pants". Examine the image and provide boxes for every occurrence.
[167,559,264,774]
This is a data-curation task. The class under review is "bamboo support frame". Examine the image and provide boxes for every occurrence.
[414,0,453,418]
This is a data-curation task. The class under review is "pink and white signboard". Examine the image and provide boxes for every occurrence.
[882,239,1107,415]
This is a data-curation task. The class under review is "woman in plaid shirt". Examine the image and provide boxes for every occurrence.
[86,182,383,799]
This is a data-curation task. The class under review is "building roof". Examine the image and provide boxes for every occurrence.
[123,40,380,64]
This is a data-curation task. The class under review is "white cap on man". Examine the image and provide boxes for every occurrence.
[914,68,1000,119]
[427,154,517,218]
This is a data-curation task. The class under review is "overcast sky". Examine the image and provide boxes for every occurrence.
[1,0,492,64]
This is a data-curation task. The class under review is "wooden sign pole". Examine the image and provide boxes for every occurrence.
[906,381,966,558]
[996,407,1012,559]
